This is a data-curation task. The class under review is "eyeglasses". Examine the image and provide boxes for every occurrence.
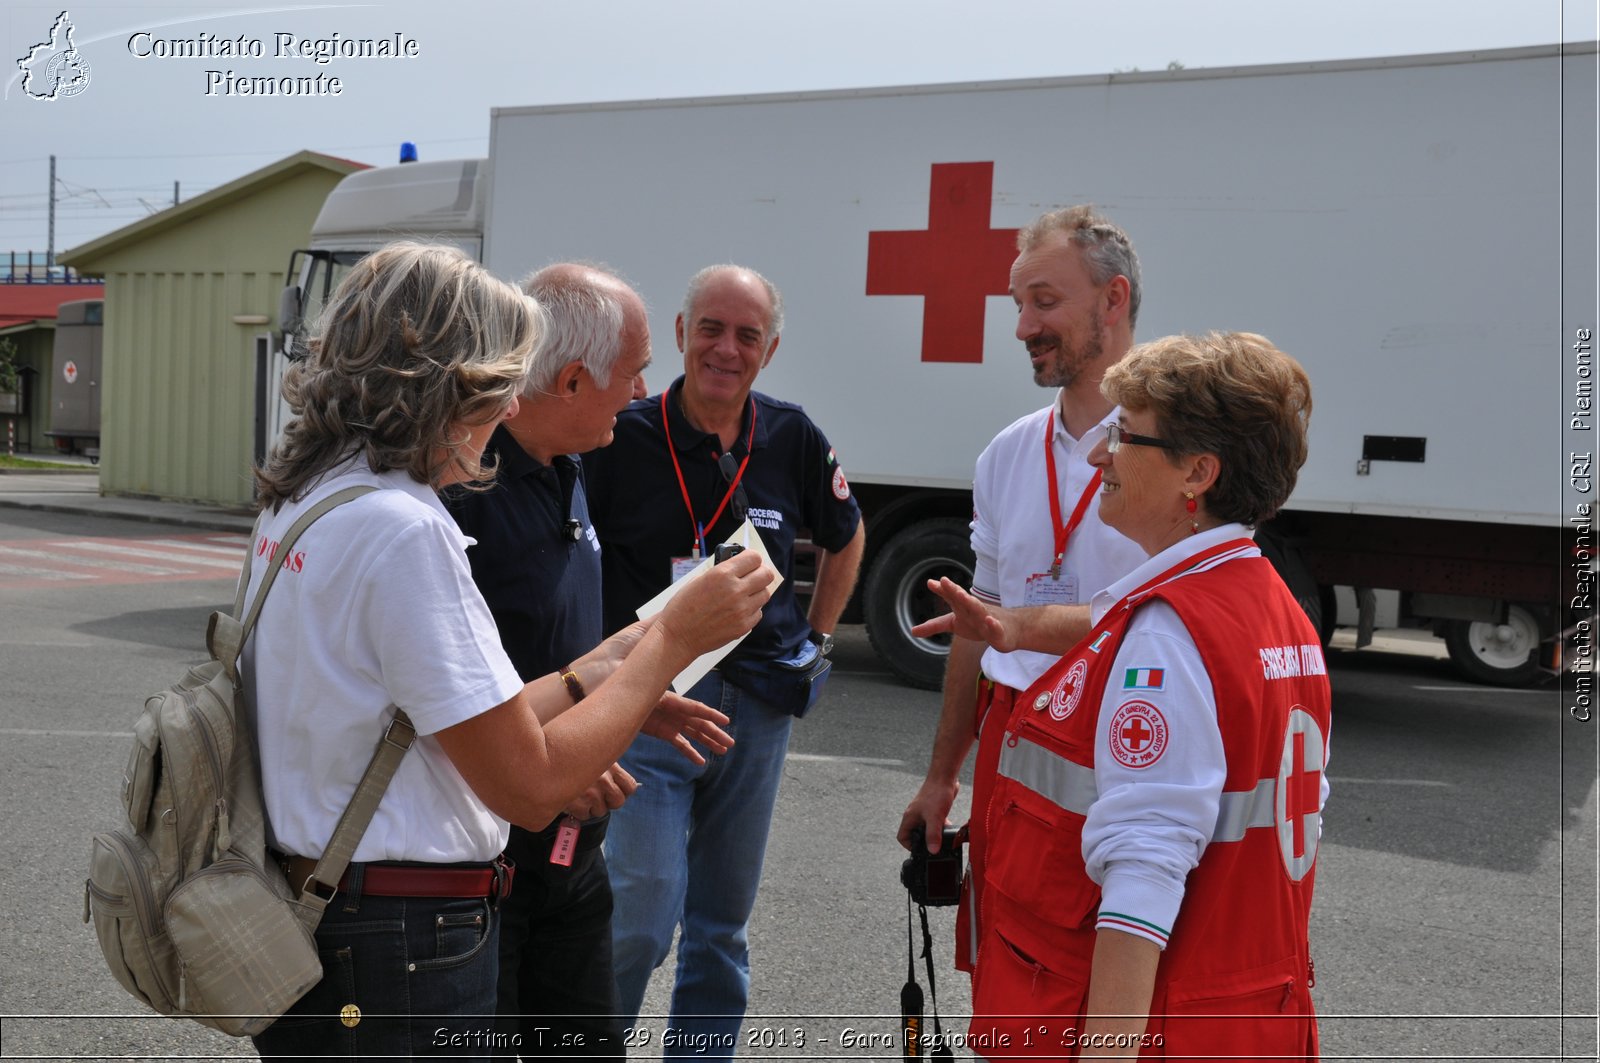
[717,452,749,523]
[1105,423,1177,453]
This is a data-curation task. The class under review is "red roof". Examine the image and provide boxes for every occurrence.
[0,284,104,330]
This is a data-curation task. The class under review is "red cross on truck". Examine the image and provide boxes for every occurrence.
[282,43,1591,690]
[865,162,1017,364]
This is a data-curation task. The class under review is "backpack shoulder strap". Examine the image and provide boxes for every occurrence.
[209,485,378,675]
[229,511,267,620]
[215,484,425,922]
[294,707,417,925]
[239,485,379,636]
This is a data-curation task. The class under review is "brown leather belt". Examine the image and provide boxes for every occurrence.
[282,854,514,900]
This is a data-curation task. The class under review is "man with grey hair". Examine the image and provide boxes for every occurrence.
[897,206,1148,974]
[585,263,865,1059]
[445,261,657,1057]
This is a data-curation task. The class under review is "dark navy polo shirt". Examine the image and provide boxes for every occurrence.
[443,424,604,682]
[583,376,861,662]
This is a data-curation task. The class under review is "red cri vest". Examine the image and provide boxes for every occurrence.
[968,540,1331,1062]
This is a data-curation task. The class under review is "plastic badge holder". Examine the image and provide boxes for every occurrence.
[635,517,782,693]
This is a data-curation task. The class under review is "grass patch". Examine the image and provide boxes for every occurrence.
[0,454,90,470]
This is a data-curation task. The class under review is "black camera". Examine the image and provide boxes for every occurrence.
[713,542,745,564]
[901,825,964,907]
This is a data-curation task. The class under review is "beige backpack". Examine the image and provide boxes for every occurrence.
[84,486,414,1036]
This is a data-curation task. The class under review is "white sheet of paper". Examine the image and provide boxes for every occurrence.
[635,518,784,693]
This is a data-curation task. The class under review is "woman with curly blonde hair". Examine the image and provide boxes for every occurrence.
[246,242,772,1060]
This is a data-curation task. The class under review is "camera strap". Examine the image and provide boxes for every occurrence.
[901,894,954,1060]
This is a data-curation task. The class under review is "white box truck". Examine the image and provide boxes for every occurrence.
[281,43,1598,689]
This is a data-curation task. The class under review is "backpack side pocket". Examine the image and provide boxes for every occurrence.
[85,831,179,1014]
[121,709,161,832]
[165,860,322,1037]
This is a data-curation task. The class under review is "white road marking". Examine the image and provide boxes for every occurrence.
[52,541,244,570]
[786,753,905,766]
[0,558,94,580]
[144,538,249,558]
[0,543,185,576]
[0,728,130,738]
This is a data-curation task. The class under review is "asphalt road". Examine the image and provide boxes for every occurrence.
[0,506,1594,1061]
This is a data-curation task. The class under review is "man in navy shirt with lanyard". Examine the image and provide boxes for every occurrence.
[446,263,692,1058]
[585,263,865,1058]
[897,206,1148,973]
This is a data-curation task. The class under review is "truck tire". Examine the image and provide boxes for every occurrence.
[865,518,975,690]
[1444,603,1542,686]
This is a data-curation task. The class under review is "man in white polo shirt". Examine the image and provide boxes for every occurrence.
[897,205,1148,972]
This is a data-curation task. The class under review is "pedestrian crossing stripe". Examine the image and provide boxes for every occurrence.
[0,532,247,589]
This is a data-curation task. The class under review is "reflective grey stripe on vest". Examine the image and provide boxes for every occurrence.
[997,737,1098,816]
[1210,777,1276,842]
[997,736,1277,844]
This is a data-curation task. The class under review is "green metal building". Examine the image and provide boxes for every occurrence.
[58,151,363,507]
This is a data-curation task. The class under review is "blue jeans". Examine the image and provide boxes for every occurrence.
[253,865,501,1061]
[606,672,793,1061]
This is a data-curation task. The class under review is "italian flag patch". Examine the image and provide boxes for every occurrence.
[1123,668,1165,690]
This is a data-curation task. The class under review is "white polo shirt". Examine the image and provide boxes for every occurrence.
[969,398,1147,691]
[243,460,525,864]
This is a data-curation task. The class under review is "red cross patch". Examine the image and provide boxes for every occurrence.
[831,466,850,501]
[1108,700,1169,769]
[1048,658,1089,720]
[1275,706,1327,881]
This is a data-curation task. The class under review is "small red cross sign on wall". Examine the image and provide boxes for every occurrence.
[865,162,1018,364]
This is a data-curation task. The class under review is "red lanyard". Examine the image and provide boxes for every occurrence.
[1043,408,1104,578]
[661,390,756,558]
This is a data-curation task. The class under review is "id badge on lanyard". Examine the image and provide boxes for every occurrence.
[1024,570,1080,605]
[663,390,755,583]
[1034,408,1101,606]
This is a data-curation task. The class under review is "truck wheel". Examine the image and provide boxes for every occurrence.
[865,518,975,690]
[1444,604,1542,686]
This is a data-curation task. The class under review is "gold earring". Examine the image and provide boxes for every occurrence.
[1184,491,1198,534]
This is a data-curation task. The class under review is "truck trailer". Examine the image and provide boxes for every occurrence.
[281,43,1598,689]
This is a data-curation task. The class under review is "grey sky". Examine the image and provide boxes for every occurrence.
[2,0,1594,253]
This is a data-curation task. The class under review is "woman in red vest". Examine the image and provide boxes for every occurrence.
[931,332,1328,1061]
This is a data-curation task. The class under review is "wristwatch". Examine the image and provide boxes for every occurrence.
[814,632,835,657]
